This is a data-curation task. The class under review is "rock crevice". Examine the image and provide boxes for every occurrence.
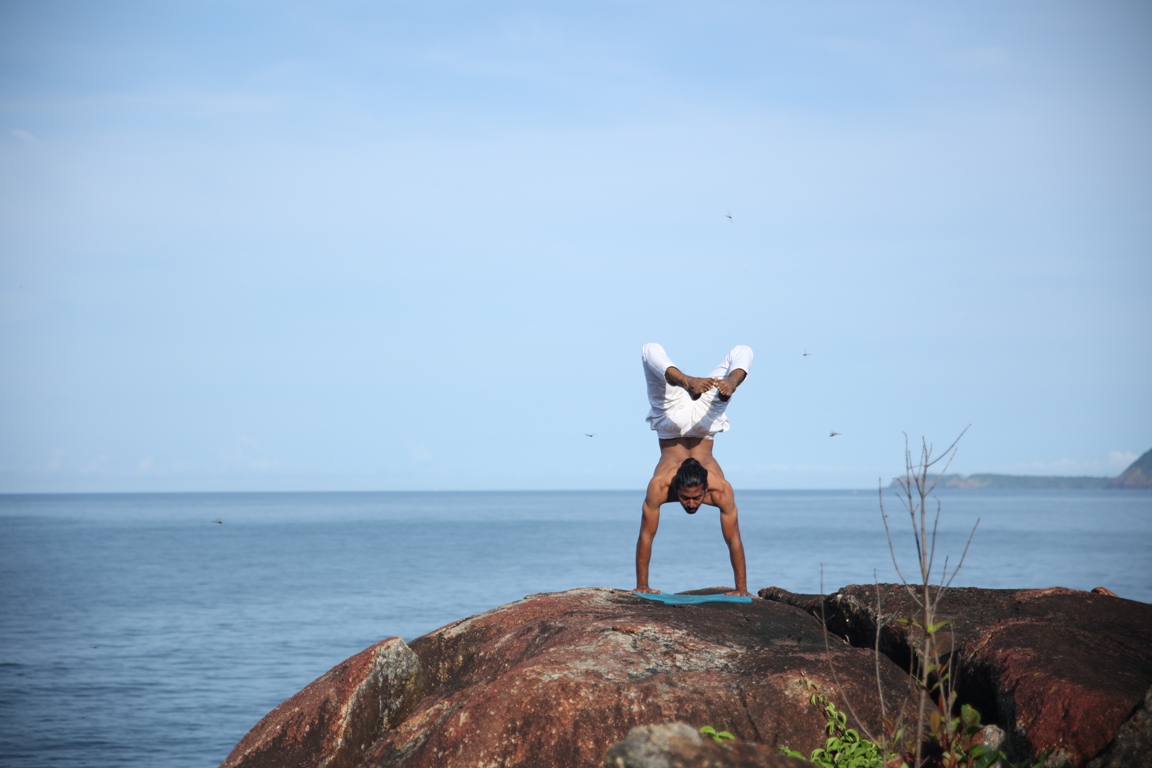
[759,584,1152,768]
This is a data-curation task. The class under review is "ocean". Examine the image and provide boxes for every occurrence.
[1,490,1149,767]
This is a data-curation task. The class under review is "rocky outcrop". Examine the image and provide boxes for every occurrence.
[221,637,425,768]
[1086,684,1152,768]
[223,585,1152,768]
[223,587,910,768]
[371,588,908,767]
[1109,447,1152,488]
[884,446,1152,488]
[603,723,809,768]
[760,584,1152,767]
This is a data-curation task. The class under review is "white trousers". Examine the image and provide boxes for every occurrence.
[642,343,753,439]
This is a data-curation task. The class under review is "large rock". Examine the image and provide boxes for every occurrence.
[603,722,810,768]
[1086,683,1152,768]
[372,588,909,767]
[760,584,1152,767]
[224,587,911,768]
[221,637,425,768]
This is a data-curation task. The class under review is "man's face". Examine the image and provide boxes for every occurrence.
[677,484,706,514]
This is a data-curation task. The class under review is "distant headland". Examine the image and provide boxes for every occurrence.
[889,447,1152,489]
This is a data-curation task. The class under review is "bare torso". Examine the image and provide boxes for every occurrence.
[635,435,748,596]
[650,437,728,504]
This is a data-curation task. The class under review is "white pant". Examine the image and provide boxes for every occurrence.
[642,343,753,439]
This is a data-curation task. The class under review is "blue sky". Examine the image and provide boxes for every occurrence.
[1,1,1149,491]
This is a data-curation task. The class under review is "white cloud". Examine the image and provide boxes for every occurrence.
[137,455,155,473]
[753,462,859,475]
[43,450,64,473]
[1107,450,1138,471]
[947,47,1012,71]
[407,443,433,461]
[10,129,38,144]
[119,89,279,117]
[218,436,283,473]
[1003,451,1138,476]
[80,449,112,474]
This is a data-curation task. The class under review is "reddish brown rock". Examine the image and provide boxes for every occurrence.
[224,587,911,768]
[221,636,425,768]
[761,584,1152,767]
[371,588,909,768]
[1086,683,1152,768]
[604,722,811,767]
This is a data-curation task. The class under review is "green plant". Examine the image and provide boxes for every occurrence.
[699,725,735,744]
[778,678,1042,768]
[876,431,1045,768]
[779,431,1049,768]
[930,702,1005,768]
[778,679,897,768]
[880,430,976,767]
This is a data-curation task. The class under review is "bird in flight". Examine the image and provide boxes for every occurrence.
[829,431,841,437]
[725,211,733,221]
[584,433,595,438]
[803,349,811,357]
[211,518,223,524]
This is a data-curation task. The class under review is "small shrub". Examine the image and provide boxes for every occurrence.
[779,675,1045,767]
[778,679,895,768]
[699,725,735,744]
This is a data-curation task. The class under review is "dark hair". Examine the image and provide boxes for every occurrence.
[673,458,708,491]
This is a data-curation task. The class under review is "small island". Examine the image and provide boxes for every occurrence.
[890,447,1152,490]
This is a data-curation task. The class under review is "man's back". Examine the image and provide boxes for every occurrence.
[653,436,727,483]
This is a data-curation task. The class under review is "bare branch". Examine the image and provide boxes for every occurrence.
[940,519,980,594]
[926,499,942,582]
[924,425,969,470]
[873,572,887,722]
[880,480,920,603]
[819,566,878,741]
[870,428,977,765]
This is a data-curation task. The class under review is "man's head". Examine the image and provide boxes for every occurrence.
[673,458,708,514]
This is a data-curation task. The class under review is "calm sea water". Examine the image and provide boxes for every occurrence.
[1,490,1149,768]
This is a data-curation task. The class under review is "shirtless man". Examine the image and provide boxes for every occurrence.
[634,343,753,597]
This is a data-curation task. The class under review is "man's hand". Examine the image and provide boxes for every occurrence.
[633,586,661,594]
[724,589,753,597]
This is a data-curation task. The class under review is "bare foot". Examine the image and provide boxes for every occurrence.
[685,376,719,400]
[664,367,718,400]
[633,586,662,594]
[716,369,747,402]
[724,589,753,597]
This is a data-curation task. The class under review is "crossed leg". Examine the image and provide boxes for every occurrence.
[643,343,752,405]
[706,345,753,401]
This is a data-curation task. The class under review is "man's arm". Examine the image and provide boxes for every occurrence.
[634,490,662,594]
[716,486,751,596]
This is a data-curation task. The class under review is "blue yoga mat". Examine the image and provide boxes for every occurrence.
[631,592,753,605]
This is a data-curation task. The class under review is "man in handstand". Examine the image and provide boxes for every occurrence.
[634,343,753,597]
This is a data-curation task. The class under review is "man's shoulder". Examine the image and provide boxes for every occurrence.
[708,474,733,491]
[646,471,674,498]
[706,478,735,506]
